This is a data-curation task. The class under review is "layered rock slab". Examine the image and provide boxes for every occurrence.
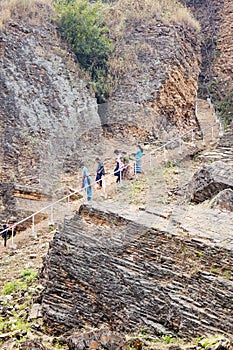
[210,188,233,212]
[41,204,233,338]
[187,161,233,203]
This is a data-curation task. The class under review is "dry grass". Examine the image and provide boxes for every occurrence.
[105,0,200,33]
[0,0,54,30]
[103,0,200,91]
[164,5,201,31]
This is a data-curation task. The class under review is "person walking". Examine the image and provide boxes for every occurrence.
[122,154,132,180]
[80,161,92,202]
[134,144,143,174]
[114,156,124,183]
[2,224,8,247]
[95,157,105,189]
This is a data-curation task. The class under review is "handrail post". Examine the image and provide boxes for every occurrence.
[102,176,107,199]
[65,195,72,217]
[219,120,224,137]
[49,206,54,226]
[178,138,183,155]
[191,130,196,147]
[0,120,221,251]
[163,145,167,162]
[30,215,36,238]
[202,131,206,146]
[10,227,17,249]
[82,185,86,202]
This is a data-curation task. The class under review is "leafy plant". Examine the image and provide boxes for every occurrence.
[12,317,31,332]
[223,269,231,280]
[131,183,144,194]
[199,335,225,348]
[2,280,27,296]
[49,224,55,232]
[2,281,17,295]
[210,267,220,275]
[54,341,64,349]
[20,269,38,283]
[54,0,113,102]
[164,160,177,169]
[204,82,233,127]
[161,334,176,344]
[215,96,233,127]
[138,328,149,336]
[2,270,38,296]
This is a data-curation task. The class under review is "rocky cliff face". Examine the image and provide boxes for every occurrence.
[0,2,203,218]
[188,0,233,125]
[100,22,201,141]
[185,0,224,85]
[213,0,233,124]
[0,19,101,193]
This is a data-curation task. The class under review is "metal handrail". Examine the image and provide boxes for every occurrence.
[0,120,221,242]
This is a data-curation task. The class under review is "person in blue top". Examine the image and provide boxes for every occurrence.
[95,157,105,189]
[80,161,92,202]
[134,144,143,174]
[1,224,9,247]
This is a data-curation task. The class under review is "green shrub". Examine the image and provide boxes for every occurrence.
[2,281,17,295]
[2,281,27,296]
[216,96,233,127]
[54,0,113,102]
[2,270,38,296]
[162,334,174,344]
[205,82,232,127]
[20,269,38,283]
[199,335,225,348]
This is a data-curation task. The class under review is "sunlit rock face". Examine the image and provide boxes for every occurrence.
[99,21,201,141]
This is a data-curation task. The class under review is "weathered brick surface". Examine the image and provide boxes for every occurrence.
[41,204,233,338]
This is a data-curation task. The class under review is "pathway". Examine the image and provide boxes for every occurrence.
[0,98,224,262]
